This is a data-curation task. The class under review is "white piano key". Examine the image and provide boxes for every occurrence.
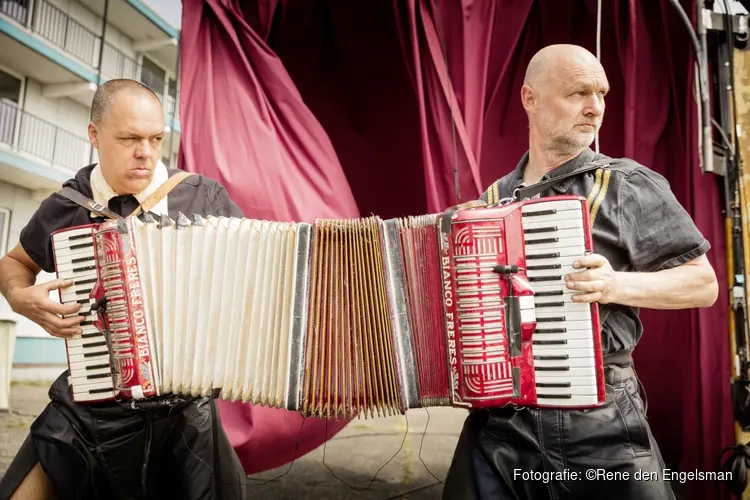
[533,344,595,357]
[532,330,593,341]
[536,310,591,321]
[534,356,596,368]
[524,237,585,253]
[537,395,601,407]
[53,226,95,242]
[521,199,584,213]
[534,383,599,396]
[522,217,583,231]
[534,366,597,378]
[72,389,116,402]
[524,227,585,242]
[525,245,588,259]
[534,322,593,332]
[520,308,536,323]
[532,337,594,349]
[68,354,111,370]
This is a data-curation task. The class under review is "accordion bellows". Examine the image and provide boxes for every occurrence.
[52,196,606,418]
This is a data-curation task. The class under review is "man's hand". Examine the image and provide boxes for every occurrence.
[565,253,618,304]
[8,280,85,338]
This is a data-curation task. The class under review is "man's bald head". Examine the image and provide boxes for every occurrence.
[90,79,162,125]
[520,44,609,157]
[523,44,604,90]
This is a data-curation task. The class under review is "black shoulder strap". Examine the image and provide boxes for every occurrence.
[516,160,610,200]
[57,187,122,220]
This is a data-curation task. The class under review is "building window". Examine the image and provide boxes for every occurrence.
[0,207,11,255]
[0,69,22,148]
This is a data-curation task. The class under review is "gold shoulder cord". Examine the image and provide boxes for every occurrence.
[586,168,612,227]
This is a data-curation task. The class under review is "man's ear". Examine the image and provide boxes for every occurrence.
[87,122,99,149]
[520,85,536,113]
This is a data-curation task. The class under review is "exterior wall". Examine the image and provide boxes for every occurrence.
[0,180,67,381]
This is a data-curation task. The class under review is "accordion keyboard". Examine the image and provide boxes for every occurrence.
[521,199,599,407]
[52,227,115,402]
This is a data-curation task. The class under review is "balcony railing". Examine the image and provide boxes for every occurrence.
[1,0,180,122]
[0,99,91,173]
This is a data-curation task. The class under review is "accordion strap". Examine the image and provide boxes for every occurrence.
[130,171,196,218]
[515,160,610,200]
[57,187,122,220]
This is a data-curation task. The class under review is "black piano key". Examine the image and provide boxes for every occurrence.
[536,382,572,388]
[83,341,107,348]
[535,290,564,297]
[535,366,570,371]
[68,233,91,241]
[535,328,567,334]
[81,332,101,339]
[525,238,559,245]
[73,265,97,273]
[533,340,568,345]
[76,298,91,305]
[89,387,113,394]
[86,363,110,370]
[535,354,569,360]
[72,256,95,264]
[84,350,109,358]
[526,252,560,260]
[75,288,93,296]
[524,226,557,234]
[536,316,566,323]
[80,321,95,326]
[529,276,562,282]
[522,209,557,217]
[74,278,97,286]
[537,394,572,399]
[527,264,561,271]
[86,373,112,380]
[535,302,565,308]
[70,242,94,250]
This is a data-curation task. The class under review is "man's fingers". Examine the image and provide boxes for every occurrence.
[566,279,605,293]
[47,327,82,339]
[572,254,606,269]
[565,269,600,282]
[43,300,83,316]
[42,279,74,292]
[571,291,602,303]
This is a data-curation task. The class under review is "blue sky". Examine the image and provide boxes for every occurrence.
[145,0,183,28]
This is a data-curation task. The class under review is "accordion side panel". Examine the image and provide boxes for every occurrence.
[172,215,193,394]
[381,219,419,411]
[159,216,176,394]
[258,225,284,405]
[221,219,253,399]
[237,223,265,403]
[211,218,242,395]
[243,222,273,403]
[189,218,218,396]
[142,218,163,392]
[130,219,157,395]
[180,216,206,394]
[286,223,311,411]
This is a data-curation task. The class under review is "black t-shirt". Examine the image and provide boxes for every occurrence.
[480,148,710,360]
[20,164,244,273]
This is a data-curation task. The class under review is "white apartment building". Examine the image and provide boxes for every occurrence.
[0,0,181,380]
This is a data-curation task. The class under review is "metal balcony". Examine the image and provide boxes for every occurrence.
[0,98,91,176]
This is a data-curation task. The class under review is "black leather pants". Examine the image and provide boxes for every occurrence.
[442,366,676,500]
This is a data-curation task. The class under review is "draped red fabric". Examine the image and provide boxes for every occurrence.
[178,0,733,497]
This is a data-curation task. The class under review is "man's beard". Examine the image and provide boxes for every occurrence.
[550,129,596,156]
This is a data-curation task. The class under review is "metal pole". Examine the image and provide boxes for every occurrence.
[167,38,180,167]
[90,0,108,164]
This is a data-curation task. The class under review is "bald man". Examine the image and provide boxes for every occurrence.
[0,79,247,499]
[441,45,718,500]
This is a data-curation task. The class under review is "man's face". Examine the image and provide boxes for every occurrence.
[88,90,165,195]
[529,62,609,155]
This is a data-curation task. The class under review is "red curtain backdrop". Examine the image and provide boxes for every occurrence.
[178,1,732,498]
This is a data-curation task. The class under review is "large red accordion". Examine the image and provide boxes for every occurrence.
[52,195,605,416]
